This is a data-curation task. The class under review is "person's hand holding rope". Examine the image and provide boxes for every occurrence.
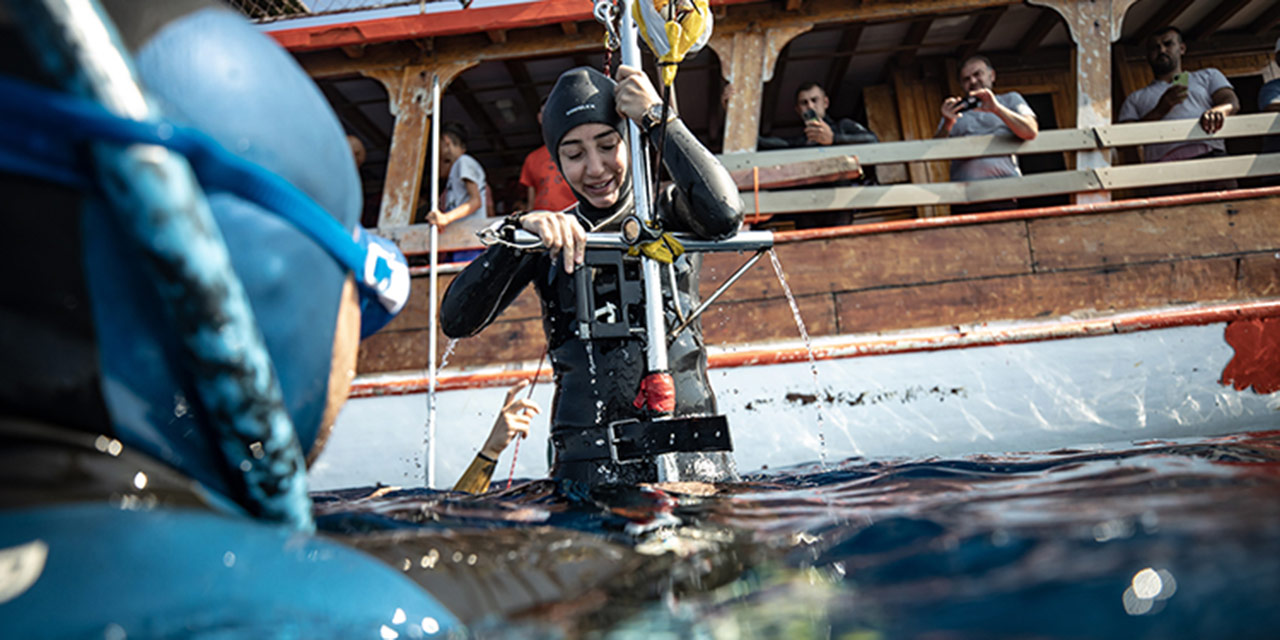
[481,380,540,460]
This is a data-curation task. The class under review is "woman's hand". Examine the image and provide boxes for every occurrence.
[614,65,662,123]
[519,210,586,273]
[481,380,541,459]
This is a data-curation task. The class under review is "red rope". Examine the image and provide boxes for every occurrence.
[506,347,548,489]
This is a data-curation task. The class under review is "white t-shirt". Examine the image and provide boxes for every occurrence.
[1118,68,1233,162]
[443,153,487,218]
[941,91,1036,181]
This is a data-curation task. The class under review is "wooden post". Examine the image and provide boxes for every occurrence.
[1030,0,1140,205]
[891,66,949,217]
[365,62,473,229]
[864,84,909,184]
[710,24,811,153]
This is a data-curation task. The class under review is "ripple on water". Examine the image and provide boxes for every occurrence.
[315,430,1280,639]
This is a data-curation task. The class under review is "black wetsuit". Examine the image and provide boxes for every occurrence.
[441,119,742,485]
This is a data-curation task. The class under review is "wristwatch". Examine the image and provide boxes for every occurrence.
[640,102,676,134]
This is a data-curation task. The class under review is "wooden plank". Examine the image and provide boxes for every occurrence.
[752,169,1101,212]
[1254,2,1280,37]
[449,76,519,167]
[698,221,1032,302]
[700,293,838,345]
[717,127,1098,171]
[378,272,543,335]
[727,156,861,190]
[1186,0,1254,43]
[862,84,909,184]
[369,67,431,227]
[1130,0,1196,44]
[958,7,1006,61]
[758,43,789,137]
[1099,112,1280,147]
[358,318,546,373]
[1096,153,1280,190]
[1237,252,1280,299]
[895,19,932,69]
[1028,195,1280,271]
[834,258,1238,335]
[1016,10,1059,55]
[503,59,543,119]
[714,30,766,153]
[824,24,865,108]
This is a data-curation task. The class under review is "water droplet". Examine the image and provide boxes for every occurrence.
[1132,568,1161,599]
[421,617,440,634]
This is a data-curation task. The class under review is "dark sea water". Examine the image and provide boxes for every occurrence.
[313,430,1280,639]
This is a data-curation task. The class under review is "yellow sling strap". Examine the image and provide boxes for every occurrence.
[633,0,713,86]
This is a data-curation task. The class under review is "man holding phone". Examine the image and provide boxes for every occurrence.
[757,82,879,227]
[935,55,1039,213]
[1119,26,1239,171]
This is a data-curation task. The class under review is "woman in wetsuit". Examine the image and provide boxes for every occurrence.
[440,65,743,486]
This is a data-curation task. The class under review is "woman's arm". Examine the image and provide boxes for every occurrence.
[439,243,540,338]
[614,66,742,240]
[653,119,743,239]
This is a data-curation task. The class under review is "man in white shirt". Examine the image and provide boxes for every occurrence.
[1118,26,1239,193]
[935,55,1039,213]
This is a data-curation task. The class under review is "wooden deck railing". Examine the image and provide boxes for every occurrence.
[718,112,1280,212]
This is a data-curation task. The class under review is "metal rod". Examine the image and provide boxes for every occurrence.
[618,0,669,377]
[668,250,766,343]
[667,262,687,325]
[426,74,440,489]
[499,228,774,253]
[16,0,312,529]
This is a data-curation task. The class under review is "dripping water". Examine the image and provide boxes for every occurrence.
[768,248,827,467]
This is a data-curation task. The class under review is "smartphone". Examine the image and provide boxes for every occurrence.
[1173,72,1189,87]
[802,108,819,123]
[957,95,982,112]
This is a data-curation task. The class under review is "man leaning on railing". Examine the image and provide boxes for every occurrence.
[1119,26,1240,196]
[935,54,1039,215]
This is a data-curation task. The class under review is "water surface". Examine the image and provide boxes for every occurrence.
[314,429,1280,639]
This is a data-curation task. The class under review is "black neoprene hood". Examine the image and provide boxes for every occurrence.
[541,66,625,162]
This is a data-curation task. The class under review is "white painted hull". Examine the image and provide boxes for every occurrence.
[310,306,1280,491]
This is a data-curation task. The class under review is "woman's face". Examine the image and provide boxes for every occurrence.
[557,123,628,209]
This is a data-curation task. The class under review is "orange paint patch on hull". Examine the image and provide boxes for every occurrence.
[1220,318,1280,394]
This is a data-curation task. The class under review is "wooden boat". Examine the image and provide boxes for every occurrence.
[234,0,1280,488]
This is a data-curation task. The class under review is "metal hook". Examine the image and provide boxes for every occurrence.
[593,0,621,51]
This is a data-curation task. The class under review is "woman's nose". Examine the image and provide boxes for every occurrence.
[585,150,606,175]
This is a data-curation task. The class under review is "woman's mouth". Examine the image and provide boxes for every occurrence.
[583,176,617,199]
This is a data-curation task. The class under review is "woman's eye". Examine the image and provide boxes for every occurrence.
[563,152,583,161]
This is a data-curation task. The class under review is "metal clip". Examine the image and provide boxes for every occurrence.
[593,0,621,51]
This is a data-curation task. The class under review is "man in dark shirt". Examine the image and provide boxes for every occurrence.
[759,83,879,228]
[761,83,879,149]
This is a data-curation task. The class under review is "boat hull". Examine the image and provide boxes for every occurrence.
[310,304,1280,490]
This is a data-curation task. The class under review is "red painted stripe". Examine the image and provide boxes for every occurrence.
[349,299,1280,398]
[269,0,760,52]
[269,0,591,51]
[771,186,1280,244]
